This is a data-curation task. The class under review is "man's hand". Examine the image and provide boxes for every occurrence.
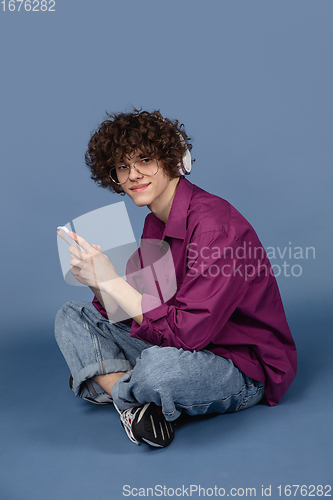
[67,231,143,325]
[68,232,119,291]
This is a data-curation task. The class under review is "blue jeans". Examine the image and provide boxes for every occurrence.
[55,301,264,421]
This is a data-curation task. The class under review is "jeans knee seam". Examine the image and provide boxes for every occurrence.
[172,389,245,411]
[91,332,105,375]
[79,305,107,375]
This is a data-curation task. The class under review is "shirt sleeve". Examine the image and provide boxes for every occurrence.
[130,229,256,350]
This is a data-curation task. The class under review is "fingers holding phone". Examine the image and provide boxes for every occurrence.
[57,227,118,289]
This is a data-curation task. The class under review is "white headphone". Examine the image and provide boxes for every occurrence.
[178,132,192,175]
[161,116,192,176]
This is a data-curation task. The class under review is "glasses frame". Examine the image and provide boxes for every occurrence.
[109,158,160,185]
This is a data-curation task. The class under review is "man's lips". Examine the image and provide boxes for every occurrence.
[130,183,150,192]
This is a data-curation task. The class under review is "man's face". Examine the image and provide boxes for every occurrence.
[119,151,179,211]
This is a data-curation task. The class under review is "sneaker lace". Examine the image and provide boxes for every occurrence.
[114,404,141,445]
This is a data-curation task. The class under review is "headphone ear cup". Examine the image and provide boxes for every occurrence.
[181,149,192,174]
[179,148,192,175]
[175,128,192,175]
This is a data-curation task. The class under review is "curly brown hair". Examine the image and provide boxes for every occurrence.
[85,109,192,194]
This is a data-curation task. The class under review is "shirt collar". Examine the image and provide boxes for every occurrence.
[144,177,193,241]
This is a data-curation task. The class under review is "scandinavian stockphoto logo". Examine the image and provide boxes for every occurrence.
[56,202,177,323]
[187,240,315,280]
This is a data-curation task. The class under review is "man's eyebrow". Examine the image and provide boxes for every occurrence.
[118,152,148,164]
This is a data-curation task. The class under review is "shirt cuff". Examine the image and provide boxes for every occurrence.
[92,295,109,319]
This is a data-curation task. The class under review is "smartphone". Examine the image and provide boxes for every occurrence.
[57,226,73,245]
[57,226,85,254]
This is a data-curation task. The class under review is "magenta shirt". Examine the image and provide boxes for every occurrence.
[93,177,297,406]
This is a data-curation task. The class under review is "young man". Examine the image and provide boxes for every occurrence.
[55,110,297,448]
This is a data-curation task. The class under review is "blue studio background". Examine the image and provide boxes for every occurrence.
[0,1,332,499]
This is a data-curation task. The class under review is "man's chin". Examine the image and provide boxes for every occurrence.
[128,194,151,207]
[133,199,149,207]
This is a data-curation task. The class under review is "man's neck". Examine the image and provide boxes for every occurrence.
[148,177,180,224]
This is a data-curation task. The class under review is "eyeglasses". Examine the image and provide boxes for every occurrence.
[109,158,159,185]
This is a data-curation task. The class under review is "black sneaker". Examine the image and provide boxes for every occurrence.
[114,402,175,448]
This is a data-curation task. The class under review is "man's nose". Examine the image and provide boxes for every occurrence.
[128,164,143,180]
